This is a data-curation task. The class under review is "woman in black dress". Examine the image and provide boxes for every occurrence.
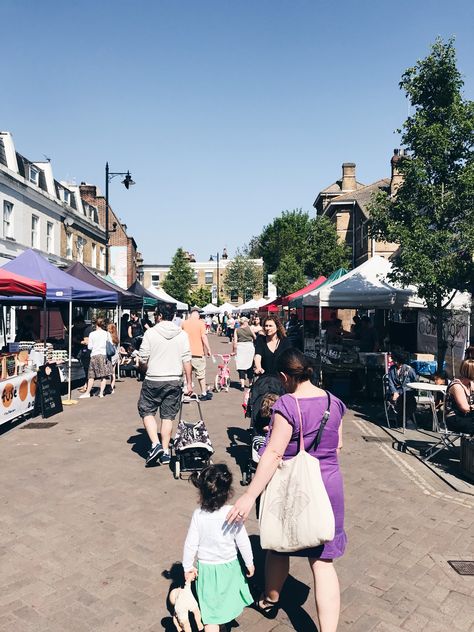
[254,315,292,376]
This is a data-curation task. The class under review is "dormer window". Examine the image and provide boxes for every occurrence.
[29,166,39,185]
[63,189,70,205]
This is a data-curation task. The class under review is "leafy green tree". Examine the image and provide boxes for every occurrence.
[273,254,307,296]
[368,38,474,370]
[247,209,312,274]
[188,286,212,307]
[223,254,263,303]
[307,217,350,278]
[162,247,195,304]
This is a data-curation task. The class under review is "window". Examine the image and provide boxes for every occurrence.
[77,236,86,263]
[205,271,213,285]
[29,166,39,185]
[63,189,70,205]
[66,233,73,258]
[99,246,105,270]
[31,215,39,248]
[91,243,97,268]
[192,271,198,285]
[46,222,54,253]
[3,201,13,238]
[230,289,239,302]
[151,274,160,287]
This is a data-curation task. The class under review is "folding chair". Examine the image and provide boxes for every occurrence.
[382,374,397,429]
[422,400,464,461]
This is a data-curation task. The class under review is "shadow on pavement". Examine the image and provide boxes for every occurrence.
[249,535,318,632]
[226,426,250,473]
[127,427,150,461]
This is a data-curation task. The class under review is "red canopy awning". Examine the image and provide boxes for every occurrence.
[0,268,46,297]
[281,276,326,306]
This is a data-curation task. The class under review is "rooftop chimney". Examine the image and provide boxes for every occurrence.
[390,149,404,197]
[341,162,356,192]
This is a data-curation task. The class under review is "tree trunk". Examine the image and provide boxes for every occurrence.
[435,303,447,373]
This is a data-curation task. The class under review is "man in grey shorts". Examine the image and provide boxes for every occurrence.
[138,304,192,467]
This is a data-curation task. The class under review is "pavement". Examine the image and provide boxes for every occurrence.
[0,334,473,631]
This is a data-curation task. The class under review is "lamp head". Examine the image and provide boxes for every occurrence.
[122,171,135,189]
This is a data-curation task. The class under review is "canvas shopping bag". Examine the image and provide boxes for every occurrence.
[259,392,335,552]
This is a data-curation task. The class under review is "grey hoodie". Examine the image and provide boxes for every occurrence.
[139,321,191,381]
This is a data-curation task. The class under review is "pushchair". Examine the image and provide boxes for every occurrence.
[241,375,284,486]
[172,395,214,480]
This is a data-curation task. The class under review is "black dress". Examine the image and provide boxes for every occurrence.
[254,336,292,375]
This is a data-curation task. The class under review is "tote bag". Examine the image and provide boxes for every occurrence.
[259,392,335,553]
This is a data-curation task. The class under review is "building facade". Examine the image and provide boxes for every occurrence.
[80,183,141,288]
[313,153,401,268]
[0,132,106,270]
[141,254,264,304]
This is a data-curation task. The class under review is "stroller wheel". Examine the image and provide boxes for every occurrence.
[173,459,180,480]
[241,470,249,486]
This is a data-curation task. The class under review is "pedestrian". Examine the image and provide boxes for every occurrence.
[444,359,474,434]
[250,314,263,336]
[128,311,144,350]
[183,464,254,631]
[182,307,213,401]
[205,315,212,333]
[107,323,120,394]
[221,311,228,337]
[79,318,113,399]
[138,304,192,467]
[228,348,346,631]
[254,315,292,376]
[212,314,219,333]
[233,317,255,390]
[387,352,417,424]
[226,314,236,343]
[77,319,94,393]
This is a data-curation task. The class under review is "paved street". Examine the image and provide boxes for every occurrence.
[1,336,473,632]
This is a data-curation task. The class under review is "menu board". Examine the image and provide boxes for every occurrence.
[0,371,37,426]
[35,364,63,419]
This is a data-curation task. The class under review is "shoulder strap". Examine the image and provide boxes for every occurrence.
[292,391,331,453]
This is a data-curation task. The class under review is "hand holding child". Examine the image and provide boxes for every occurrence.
[184,567,198,582]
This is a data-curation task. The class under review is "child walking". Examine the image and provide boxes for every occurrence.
[183,464,254,631]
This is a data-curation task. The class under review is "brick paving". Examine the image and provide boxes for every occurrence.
[0,335,473,631]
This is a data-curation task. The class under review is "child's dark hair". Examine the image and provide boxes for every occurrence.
[276,348,314,383]
[433,370,447,383]
[190,463,233,512]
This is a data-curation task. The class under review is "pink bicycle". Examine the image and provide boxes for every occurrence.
[213,353,233,392]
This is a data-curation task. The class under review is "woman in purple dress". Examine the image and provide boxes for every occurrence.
[227,348,346,632]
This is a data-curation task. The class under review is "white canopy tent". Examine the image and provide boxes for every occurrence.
[233,298,259,312]
[302,256,470,311]
[201,303,219,314]
[146,285,188,311]
[217,301,235,314]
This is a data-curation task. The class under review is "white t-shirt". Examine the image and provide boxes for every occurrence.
[87,329,110,357]
[182,505,253,571]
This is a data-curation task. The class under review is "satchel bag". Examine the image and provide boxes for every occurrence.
[259,392,335,553]
[106,335,115,361]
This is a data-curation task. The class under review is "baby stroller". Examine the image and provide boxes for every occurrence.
[172,395,214,480]
[241,375,284,486]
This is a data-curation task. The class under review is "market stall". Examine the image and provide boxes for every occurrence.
[146,285,187,311]
[2,249,118,403]
[0,267,46,425]
[127,280,164,310]
[301,257,470,398]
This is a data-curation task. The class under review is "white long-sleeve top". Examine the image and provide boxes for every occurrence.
[87,329,111,357]
[182,505,254,572]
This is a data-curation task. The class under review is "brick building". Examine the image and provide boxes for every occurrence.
[79,183,142,288]
[313,152,402,268]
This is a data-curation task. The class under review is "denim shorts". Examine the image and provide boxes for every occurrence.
[137,379,182,420]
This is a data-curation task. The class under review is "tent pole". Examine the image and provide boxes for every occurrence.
[43,298,47,347]
[63,300,77,405]
[116,306,121,381]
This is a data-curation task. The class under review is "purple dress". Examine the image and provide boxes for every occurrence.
[261,392,347,559]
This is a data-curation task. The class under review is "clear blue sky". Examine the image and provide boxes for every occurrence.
[3,0,474,264]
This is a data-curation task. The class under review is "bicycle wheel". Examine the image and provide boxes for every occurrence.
[224,377,230,392]
[214,374,222,392]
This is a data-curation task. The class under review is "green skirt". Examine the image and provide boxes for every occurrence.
[196,559,253,624]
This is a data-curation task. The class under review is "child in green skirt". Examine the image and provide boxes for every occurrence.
[183,464,254,631]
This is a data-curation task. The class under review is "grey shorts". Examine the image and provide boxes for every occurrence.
[137,379,182,420]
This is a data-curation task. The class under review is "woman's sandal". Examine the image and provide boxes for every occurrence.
[253,595,279,619]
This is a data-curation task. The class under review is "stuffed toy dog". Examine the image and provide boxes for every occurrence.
[169,579,204,632]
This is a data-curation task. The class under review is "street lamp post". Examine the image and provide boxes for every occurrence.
[104,162,135,275]
[209,252,220,307]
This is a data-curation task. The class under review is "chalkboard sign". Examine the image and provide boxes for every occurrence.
[35,364,63,419]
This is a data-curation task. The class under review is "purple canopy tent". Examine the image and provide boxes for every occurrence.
[66,262,142,309]
[2,250,118,403]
